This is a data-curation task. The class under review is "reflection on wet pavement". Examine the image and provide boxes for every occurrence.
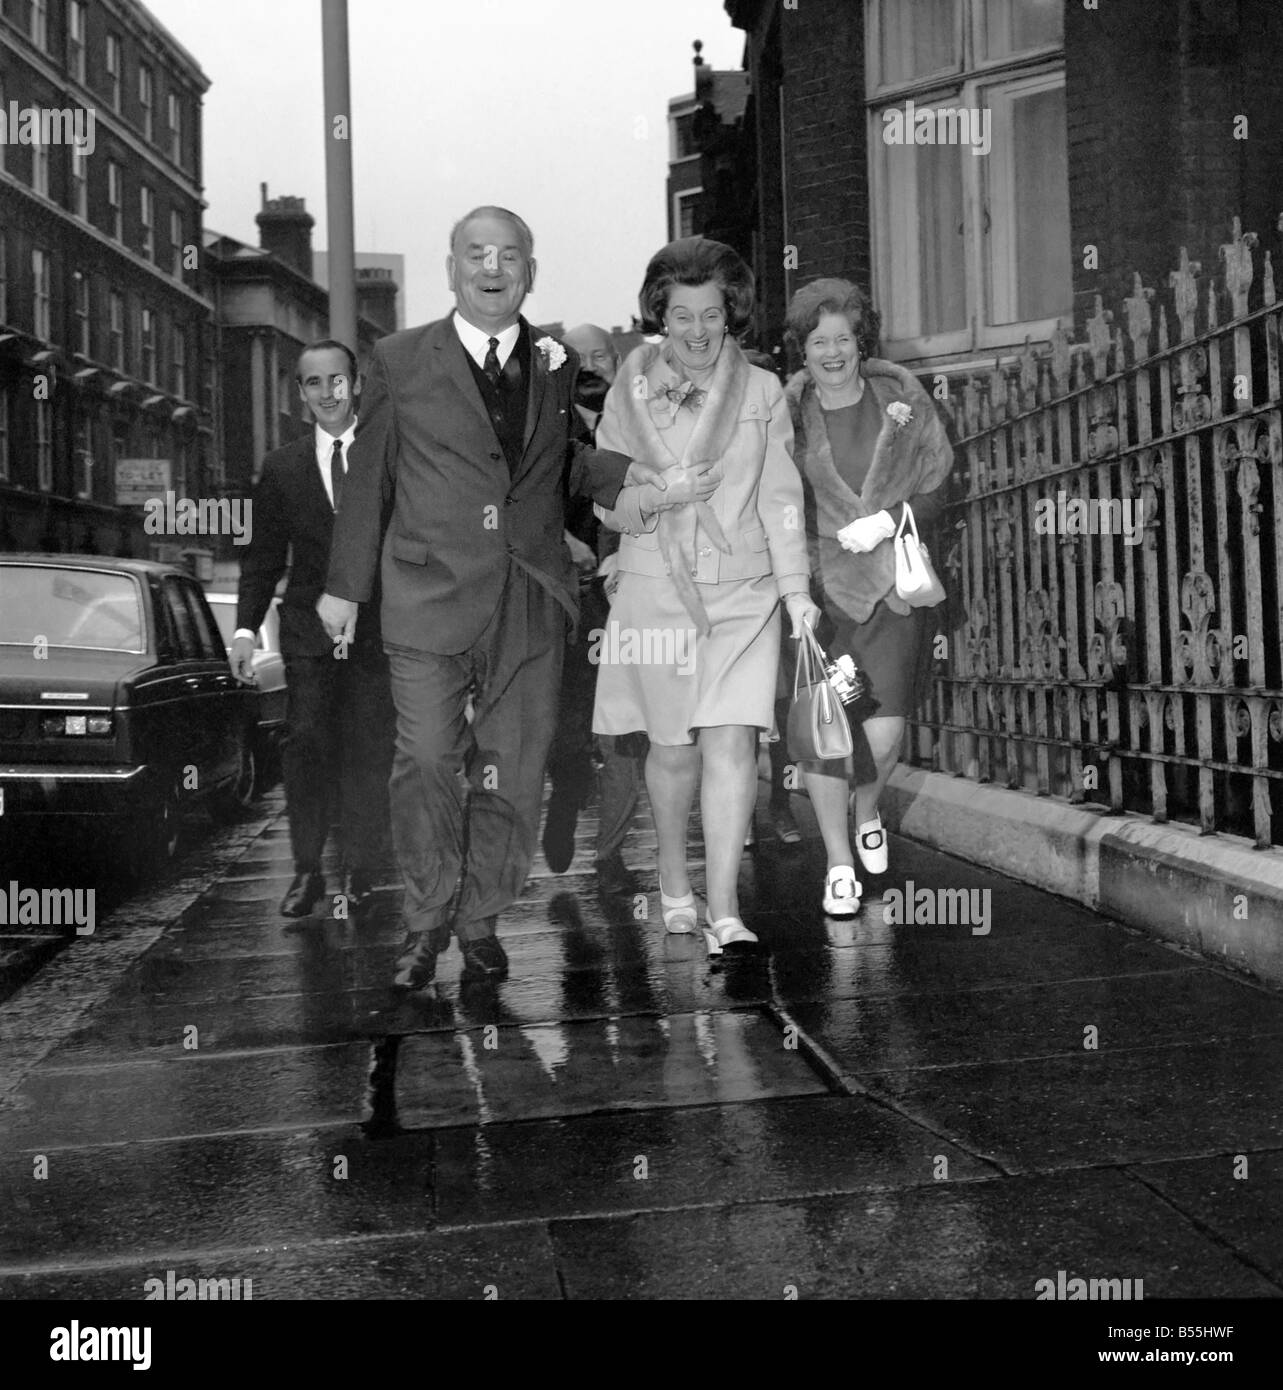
[1,776,1281,1299]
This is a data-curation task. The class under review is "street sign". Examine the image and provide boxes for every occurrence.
[116,458,171,506]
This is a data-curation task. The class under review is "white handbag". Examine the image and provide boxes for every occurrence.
[893,501,946,607]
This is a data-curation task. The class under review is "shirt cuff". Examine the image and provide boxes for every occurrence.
[776,576,811,600]
[232,628,256,641]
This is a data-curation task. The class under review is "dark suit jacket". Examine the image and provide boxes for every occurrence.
[325,315,631,655]
[236,432,382,658]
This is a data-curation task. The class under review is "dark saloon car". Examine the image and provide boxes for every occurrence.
[0,556,255,870]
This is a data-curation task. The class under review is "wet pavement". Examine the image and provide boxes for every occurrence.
[1,765,1281,1301]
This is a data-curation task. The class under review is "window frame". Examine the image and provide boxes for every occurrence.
[108,290,125,370]
[168,91,182,165]
[107,161,123,241]
[35,398,53,491]
[30,0,49,51]
[672,187,703,241]
[170,208,184,277]
[105,33,122,112]
[140,304,156,384]
[864,0,1069,362]
[73,267,90,355]
[171,322,186,398]
[71,140,89,219]
[139,184,155,261]
[139,63,154,143]
[67,0,87,83]
[32,246,52,341]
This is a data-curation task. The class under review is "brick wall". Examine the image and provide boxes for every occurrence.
[780,0,869,296]
[1068,0,1283,322]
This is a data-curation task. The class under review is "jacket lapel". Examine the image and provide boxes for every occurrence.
[294,432,333,529]
[434,315,495,436]
[519,318,548,456]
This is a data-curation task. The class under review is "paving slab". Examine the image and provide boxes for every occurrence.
[861,1036,1283,1173]
[433,1094,996,1227]
[0,1128,434,1266]
[549,1167,1280,1299]
[0,1226,561,1300]
[1128,1148,1283,1285]
[789,969,1283,1072]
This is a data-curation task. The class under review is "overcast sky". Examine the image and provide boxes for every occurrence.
[145,0,746,333]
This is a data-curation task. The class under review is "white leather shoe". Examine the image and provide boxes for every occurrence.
[855,815,888,874]
[822,865,862,917]
[702,914,759,957]
[659,883,697,935]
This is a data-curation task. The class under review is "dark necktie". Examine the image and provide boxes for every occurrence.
[483,336,502,388]
[329,437,344,511]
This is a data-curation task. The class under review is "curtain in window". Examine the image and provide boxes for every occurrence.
[879,0,957,85]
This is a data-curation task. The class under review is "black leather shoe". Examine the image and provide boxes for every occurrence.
[460,932,508,983]
[541,796,578,873]
[343,867,375,908]
[594,851,636,896]
[392,924,450,990]
[280,871,324,918]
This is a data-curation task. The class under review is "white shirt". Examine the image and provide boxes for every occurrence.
[232,420,357,642]
[316,420,356,510]
[453,311,520,372]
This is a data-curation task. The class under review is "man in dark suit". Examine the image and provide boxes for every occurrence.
[232,338,393,918]
[319,206,708,989]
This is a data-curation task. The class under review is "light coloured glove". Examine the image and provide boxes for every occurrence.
[837,510,897,554]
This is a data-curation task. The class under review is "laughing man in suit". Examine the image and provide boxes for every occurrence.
[232,339,394,917]
[318,206,713,989]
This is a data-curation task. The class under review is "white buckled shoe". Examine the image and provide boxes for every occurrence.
[855,815,888,874]
[822,865,862,917]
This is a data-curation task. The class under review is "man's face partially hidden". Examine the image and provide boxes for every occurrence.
[447,214,535,333]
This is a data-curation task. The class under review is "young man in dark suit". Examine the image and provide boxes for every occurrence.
[319,207,712,989]
[232,339,394,918]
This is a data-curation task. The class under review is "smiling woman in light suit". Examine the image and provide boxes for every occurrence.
[592,237,820,959]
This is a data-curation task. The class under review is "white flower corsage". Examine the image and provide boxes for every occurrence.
[536,336,567,371]
[887,401,913,428]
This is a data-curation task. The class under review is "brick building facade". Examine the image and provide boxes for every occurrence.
[0,0,215,559]
[719,0,1283,373]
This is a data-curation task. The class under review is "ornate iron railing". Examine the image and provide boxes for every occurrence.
[909,217,1283,848]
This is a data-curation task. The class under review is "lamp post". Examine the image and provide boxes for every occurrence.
[321,0,357,355]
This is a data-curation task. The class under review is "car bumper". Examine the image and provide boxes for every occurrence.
[0,764,151,818]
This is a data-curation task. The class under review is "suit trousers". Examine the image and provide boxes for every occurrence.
[281,644,394,877]
[385,565,564,943]
[547,576,641,863]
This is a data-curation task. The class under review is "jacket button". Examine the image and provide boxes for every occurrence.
[699,546,711,556]
[504,497,513,506]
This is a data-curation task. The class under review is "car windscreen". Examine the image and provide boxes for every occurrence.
[0,567,146,653]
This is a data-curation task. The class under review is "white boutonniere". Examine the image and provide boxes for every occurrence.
[536,336,567,371]
[887,401,913,428]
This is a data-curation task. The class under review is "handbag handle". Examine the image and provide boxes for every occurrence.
[895,500,921,545]
[792,620,823,700]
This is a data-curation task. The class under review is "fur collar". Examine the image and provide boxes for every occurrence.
[786,358,951,624]
[614,336,751,467]
[609,337,754,635]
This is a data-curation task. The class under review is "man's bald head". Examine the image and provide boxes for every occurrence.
[564,323,619,385]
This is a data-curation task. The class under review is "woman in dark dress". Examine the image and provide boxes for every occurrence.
[784,279,953,915]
